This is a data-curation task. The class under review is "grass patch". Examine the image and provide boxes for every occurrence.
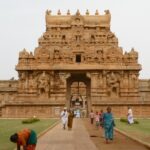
[0,118,58,150]
[115,119,150,144]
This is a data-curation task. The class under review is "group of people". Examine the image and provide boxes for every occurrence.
[9,107,74,150]
[90,107,115,144]
[9,106,134,149]
[60,107,74,130]
[89,106,134,144]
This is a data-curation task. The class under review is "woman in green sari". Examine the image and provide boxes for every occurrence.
[103,107,115,144]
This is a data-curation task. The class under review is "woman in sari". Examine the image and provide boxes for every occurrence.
[67,110,74,130]
[103,107,115,144]
[10,128,37,150]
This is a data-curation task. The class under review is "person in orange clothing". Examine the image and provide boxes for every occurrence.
[10,128,37,150]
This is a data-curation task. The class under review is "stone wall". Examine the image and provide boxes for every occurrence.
[139,79,150,101]
[2,105,63,118]
[92,104,150,118]
[0,80,17,106]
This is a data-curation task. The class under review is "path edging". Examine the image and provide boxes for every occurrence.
[115,128,150,149]
[37,120,60,138]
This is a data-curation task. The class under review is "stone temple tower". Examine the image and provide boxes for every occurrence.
[2,9,146,118]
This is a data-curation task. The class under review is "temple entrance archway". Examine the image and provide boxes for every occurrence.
[67,73,91,117]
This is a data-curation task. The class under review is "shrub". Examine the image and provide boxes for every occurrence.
[120,118,139,124]
[134,120,139,124]
[22,117,40,124]
[120,118,128,123]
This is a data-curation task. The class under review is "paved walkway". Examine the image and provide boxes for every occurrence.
[36,118,149,150]
[36,119,98,150]
[83,119,149,150]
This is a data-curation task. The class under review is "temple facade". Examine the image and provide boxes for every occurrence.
[0,10,150,118]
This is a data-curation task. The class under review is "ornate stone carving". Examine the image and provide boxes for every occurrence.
[19,48,29,58]
[106,72,120,97]
[37,72,50,97]
[18,72,27,91]
[53,49,62,63]
[129,72,139,89]
[12,10,142,118]
[128,48,138,63]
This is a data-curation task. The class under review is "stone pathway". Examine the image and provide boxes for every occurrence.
[36,118,98,150]
[83,119,149,150]
[36,118,149,150]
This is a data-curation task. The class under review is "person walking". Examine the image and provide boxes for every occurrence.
[99,109,104,137]
[95,111,100,129]
[89,110,95,124]
[10,128,37,150]
[60,107,68,129]
[103,107,115,144]
[127,106,134,124]
[67,110,74,130]
[99,109,104,128]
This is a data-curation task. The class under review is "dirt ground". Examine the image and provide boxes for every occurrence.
[82,119,149,150]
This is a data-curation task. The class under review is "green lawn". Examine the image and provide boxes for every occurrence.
[0,118,58,150]
[115,119,150,144]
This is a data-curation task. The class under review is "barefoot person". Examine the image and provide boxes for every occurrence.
[127,106,134,124]
[10,128,37,150]
[60,107,68,129]
[95,111,100,129]
[103,107,115,144]
[99,109,104,128]
[89,110,94,124]
[99,109,104,137]
[67,110,74,130]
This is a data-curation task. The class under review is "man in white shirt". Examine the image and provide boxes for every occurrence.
[127,107,134,124]
[60,107,68,129]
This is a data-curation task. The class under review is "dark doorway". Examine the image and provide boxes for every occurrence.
[76,54,81,63]
[67,73,91,117]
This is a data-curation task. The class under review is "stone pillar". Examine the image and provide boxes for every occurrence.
[102,70,107,97]
[86,72,91,114]
[64,73,71,108]
[120,71,129,96]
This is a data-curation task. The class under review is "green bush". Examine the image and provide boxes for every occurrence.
[134,120,139,124]
[22,117,40,124]
[120,118,128,123]
[120,118,139,124]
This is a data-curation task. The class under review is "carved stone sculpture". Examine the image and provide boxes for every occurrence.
[38,72,49,97]
[106,72,120,97]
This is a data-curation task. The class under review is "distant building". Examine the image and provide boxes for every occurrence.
[0,10,150,118]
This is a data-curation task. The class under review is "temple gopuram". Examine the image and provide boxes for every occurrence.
[0,10,150,118]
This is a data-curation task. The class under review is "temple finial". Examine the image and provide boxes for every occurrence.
[67,9,70,15]
[95,10,99,15]
[86,9,89,15]
[104,10,110,15]
[57,9,61,15]
[46,10,51,15]
[76,9,80,16]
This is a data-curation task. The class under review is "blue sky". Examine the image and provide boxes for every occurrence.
[0,0,150,79]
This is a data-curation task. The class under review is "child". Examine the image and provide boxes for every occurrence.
[95,111,99,129]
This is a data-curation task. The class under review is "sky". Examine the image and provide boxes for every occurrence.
[0,0,150,80]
